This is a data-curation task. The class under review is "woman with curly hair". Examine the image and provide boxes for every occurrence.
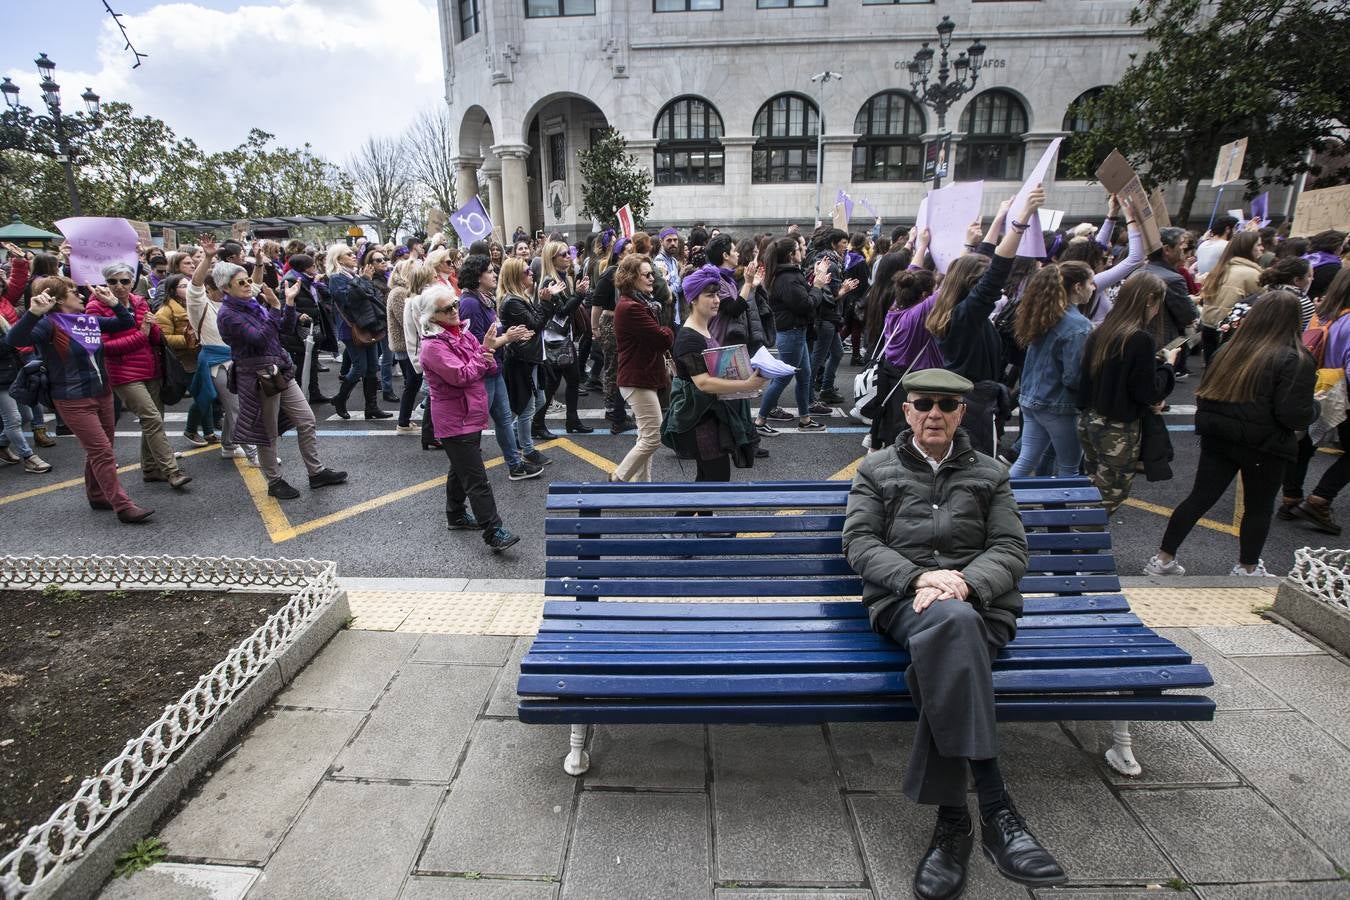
[1008,261,1095,477]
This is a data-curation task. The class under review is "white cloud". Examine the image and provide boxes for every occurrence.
[5,0,444,163]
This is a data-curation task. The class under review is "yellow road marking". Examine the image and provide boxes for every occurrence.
[0,444,218,507]
[1122,497,1239,536]
[239,438,615,544]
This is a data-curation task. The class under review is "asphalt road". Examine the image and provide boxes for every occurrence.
[2,357,1342,579]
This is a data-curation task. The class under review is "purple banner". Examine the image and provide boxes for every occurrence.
[836,189,855,223]
[50,312,106,355]
[55,217,140,286]
[449,196,493,246]
[1250,192,1269,226]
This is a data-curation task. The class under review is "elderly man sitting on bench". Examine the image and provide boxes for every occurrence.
[842,367,1066,899]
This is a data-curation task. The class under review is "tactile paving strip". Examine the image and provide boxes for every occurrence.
[348,586,1277,635]
[1122,587,1273,627]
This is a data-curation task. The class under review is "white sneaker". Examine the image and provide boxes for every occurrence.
[220,446,246,459]
[1230,561,1269,577]
[243,446,261,467]
[548,401,566,415]
[1144,555,1185,576]
[394,424,419,434]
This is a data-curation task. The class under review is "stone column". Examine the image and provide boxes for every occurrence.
[453,155,482,208]
[486,172,505,242]
[493,143,533,242]
[820,134,860,221]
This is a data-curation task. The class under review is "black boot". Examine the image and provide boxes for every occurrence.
[331,378,357,420]
[532,404,556,440]
[913,812,973,900]
[981,796,1066,886]
[362,377,393,420]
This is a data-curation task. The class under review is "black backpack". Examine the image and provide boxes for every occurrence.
[993,295,1024,385]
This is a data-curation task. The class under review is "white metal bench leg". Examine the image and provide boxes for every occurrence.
[1105,720,1142,776]
[563,724,591,776]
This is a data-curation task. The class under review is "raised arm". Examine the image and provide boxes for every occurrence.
[1094,197,1145,291]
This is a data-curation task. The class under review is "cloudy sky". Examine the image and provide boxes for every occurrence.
[2,0,445,163]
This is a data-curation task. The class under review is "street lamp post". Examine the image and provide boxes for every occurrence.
[1,53,102,216]
[810,70,842,225]
[906,16,985,189]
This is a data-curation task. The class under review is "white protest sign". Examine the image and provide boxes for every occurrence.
[925,181,984,274]
[1010,138,1061,257]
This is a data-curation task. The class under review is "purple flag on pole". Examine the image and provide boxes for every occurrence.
[836,189,855,223]
[449,196,494,246]
[1250,192,1269,227]
[55,217,141,286]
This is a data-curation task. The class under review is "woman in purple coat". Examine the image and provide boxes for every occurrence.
[213,262,347,500]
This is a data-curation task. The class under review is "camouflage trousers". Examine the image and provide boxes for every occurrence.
[598,312,623,417]
[1078,412,1142,515]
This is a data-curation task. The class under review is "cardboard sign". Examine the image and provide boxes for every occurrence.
[831,201,848,231]
[1095,150,1163,255]
[426,208,447,236]
[161,227,178,251]
[1149,189,1171,229]
[1291,184,1350,237]
[231,220,250,242]
[925,180,984,274]
[127,220,152,245]
[54,217,141,286]
[1211,138,1248,186]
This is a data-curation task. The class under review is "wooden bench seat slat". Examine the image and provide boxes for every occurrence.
[537,612,1143,635]
[518,663,1213,699]
[545,508,1107,534]
[548,554,1117,579]
[522,645,1193,674]
[540,595,1132,620]
[547,574,1124,598]
[545,531,1112,557]
[546,486,1106,512]
[517,694,1217,726]
[540,625,1167,648]
[530,634,1178,654]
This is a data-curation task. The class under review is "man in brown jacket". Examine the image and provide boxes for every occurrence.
[842,368,1065,900]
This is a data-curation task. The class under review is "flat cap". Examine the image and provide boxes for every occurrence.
[901,367,973,396]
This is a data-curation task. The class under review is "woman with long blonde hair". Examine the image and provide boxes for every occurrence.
[1198,230,1263,364]
[1147,292,1315,576]
[496,258,551,468]
[536,240,593,435]
[388,262,438,433]
[1008,261,1095,477]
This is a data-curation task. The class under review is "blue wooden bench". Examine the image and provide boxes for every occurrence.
[521,477,1215,776]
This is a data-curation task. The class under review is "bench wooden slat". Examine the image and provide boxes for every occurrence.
[537,612,1143,635]
[518,663,1213,698]
[523,645,1193,675]
[517,694,1217,725]
[540,595,1131,620]
[546,477,1095,494]
[546,531,1112,557]
[545,508,1108,534]
[546,554,1118,579]
[546,486,1105,512]
[547,574,1124,598]
[539,625,1167,647]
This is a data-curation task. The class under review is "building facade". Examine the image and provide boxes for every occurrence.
[438,0,1274,239]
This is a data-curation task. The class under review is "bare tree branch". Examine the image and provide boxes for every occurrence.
[403,105,458,232]
[347,136,415,242]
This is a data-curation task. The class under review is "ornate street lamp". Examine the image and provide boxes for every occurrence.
[0,54,102,215]
[907,16,987,188]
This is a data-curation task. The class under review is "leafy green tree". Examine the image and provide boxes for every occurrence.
[77,102,204,220]
[1064,0,1350,223]
[577,129,652,230]
[0,149,86,229]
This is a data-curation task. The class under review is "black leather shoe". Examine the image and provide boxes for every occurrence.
[532,425,557,440]
[981,798,1067,886]
[610,418,635,435]
[914,815,973,900]
[566,421,595,434]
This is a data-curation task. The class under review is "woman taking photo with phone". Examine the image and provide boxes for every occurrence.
[6,278,151,521]
[1145,291,1316,576]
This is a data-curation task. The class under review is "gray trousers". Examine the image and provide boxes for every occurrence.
[259,379,323,483]
[212,365,241,450]
[879,597,1010,807]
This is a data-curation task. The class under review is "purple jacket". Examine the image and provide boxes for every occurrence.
[457,289,502,361]
[419,326,498,439]
[881,295,943,371]
[216,295,297,365]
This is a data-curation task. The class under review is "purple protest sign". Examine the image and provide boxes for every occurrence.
[836,189,855,223]
[859,197,879,220]
[55,217,141,286]
[1010,138,1062,258]
[1250,192,1269,227]
[926,181,984,273]
[449,196,494,246]
[49,313,107,355]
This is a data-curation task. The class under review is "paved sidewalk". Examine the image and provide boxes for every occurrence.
[101,583,1350,900]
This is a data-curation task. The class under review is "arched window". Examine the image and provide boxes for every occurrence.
[852,91,926,182]
[752,93,820,184]
[1056,88,1108,179]
[653,96,725,186]
[955,89,1028,181]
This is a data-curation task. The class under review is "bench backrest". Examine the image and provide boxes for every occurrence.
[545,477,1115,602]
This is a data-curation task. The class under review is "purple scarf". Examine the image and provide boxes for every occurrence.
[1304,251,1342,269]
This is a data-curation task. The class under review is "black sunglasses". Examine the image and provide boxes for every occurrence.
[107,278,132,285]
[909,397,963,413]
[368,257,386,264]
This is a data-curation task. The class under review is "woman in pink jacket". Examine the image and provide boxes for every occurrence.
[84,261,191,489]
[418,285,520,552]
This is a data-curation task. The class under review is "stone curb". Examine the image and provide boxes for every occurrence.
[1271,581,1350,657]
[35,590,351,900]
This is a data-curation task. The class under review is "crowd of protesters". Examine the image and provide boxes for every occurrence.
[1,197,1348,568]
